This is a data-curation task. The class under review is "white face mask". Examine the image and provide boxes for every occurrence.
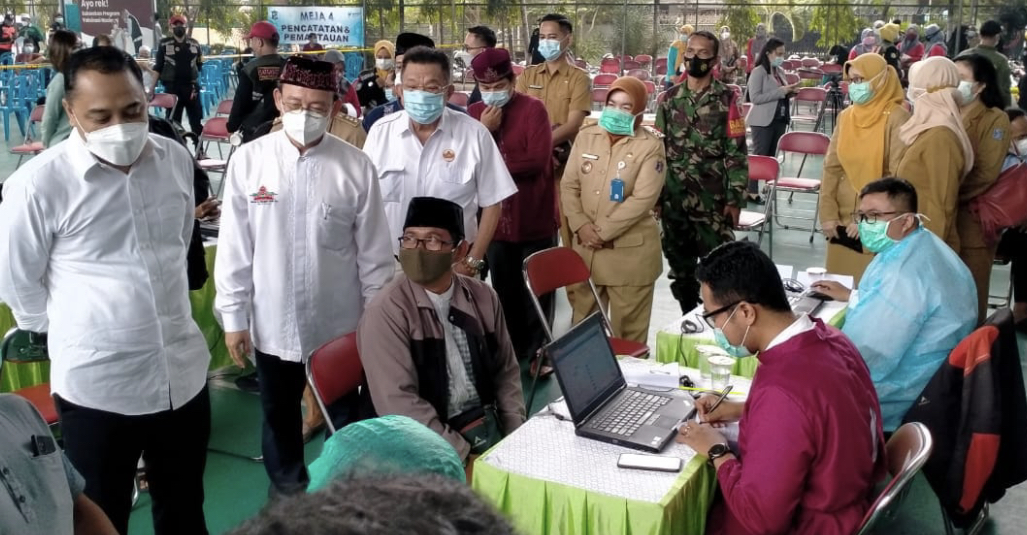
[281,109,330,147]
[77,120,149,166]
[957,80,977,105]
[376,58,394,70]
[721,31,731,40]
[1015,138,1027,156]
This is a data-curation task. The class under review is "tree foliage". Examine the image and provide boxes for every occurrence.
[718,4,760,44]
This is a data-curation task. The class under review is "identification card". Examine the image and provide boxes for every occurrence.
[610,178,625,202]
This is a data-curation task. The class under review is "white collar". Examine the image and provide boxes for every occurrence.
[765,314,815,351]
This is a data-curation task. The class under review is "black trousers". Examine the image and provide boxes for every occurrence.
[254,350,310,496]
[55,386,211,535]
[166,81,204,137]
[488,236,558,359]
[749,121,788,193]
[998,228,1027,303]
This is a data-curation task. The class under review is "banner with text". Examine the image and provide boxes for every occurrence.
[268,6,365,47]
[72,0,157,53]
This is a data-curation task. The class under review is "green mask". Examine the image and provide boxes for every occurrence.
[398,248,455,285]
[598,107,637,136]
[858,217,900,253]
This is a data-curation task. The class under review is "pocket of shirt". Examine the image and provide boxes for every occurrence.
[439,166,474,186]
[157,204,189,248]
[315,202,350,252]
[378,164,405,202]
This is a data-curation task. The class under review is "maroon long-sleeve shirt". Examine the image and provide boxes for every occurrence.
[709,319,887,535]
[469,92,558,243]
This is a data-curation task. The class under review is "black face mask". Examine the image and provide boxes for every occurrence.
[173,26,186,38]
[685,55,716,79]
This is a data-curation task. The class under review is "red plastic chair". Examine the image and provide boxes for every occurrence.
[738,155,779,257]
[149,92,178,118]
[643,81,656,95]
[634,54,653,68]
[600,63,620,74]
[573,59,588,70]
[655,64,668,76]
[591,87,609,111]
[1,329,58,428]
[623,60,641,71]
[771,131,832,241]
[197,117,234,187]
[215,99,234,116]
[448,92,470,107]
[627,69,651,81]
[593,73,617,88]
[801,57,821,68]
[512,64,525,75]
[821,63,844,74]
[790,87,828,132]
[305,332,363,435]
[784,72,801,85]
[522,247,650,408]
[11,104,45,168]
[654,57,668,71]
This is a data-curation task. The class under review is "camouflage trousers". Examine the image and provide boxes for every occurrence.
[660,208,735,314]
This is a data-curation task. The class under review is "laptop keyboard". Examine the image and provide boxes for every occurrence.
[589,391,670,436]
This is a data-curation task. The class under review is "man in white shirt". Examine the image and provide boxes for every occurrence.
[215,56,394,496]
[0,46,211,535]
[364,46,517,277]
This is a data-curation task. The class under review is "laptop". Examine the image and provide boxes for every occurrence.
[546,313,690,453]
[788,292,829,316]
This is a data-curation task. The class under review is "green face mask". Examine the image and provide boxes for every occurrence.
[398,248,455,285]
[598,107,637,136]
[858,217,902,253]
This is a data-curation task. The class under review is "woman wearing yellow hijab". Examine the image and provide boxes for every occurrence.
[373,40,395,85]
[820,53,910,282]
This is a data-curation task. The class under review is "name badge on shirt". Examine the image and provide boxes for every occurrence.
[581,153,600,160]
[610,178,625,202]
[529,85,543,89]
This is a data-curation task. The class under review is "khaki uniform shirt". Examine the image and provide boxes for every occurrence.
[516,58,591,131]
[270,112,367,149]
[561,123,665,286]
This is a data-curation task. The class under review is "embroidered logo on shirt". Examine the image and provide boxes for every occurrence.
[442,149,456,162]
[250,186,278,204]
[993,128,1005,140]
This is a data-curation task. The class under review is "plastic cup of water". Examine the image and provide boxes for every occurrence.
[708,355,735,390]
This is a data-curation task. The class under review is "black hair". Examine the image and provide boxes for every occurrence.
[65,46,144,95]
[401,46,451,83]
[92,34,112,47]
[226,474,518,535]
[892,19,902,25]
[688,30,720,58]
[954,53,1005,109]
[1006,107,1027,123]
[980,20,1002,38]
[695,241,791,313]
[540,14,573,34]
[307,32,317,40]
[467,25,497,48]
[756,37,786,73]
[859,177,919,213]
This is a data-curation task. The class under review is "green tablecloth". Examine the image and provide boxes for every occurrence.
[473,440,716,535]
[653,308,848,379]
[1,245,233,393]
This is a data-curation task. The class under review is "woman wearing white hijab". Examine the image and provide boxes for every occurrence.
[895,56,975,252]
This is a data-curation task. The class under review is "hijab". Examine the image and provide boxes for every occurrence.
[836,53,906,191]
[900,24,920,54]
[900,57,975,176]
[605,76,648,142]
[752,23,768,57]
[374,39,395,81]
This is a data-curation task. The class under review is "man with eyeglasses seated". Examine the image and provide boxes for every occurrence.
[678,240,885,535]
[357,197,525,477]
[812,177,977,434]
[364,46,516,279]
[215,55,394,497]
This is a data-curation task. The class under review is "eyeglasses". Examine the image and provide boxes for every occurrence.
[701,301,741,329]
[852,211,900,224]
[398,235,454,251]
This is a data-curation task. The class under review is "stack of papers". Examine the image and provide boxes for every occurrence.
[618,358,680,389]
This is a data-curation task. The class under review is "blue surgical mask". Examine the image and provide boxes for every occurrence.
[598,107,637,136]
[403,89,446,124]
[538,39,563,61]
[481,89,512,108]
[849,82,875,105]
[771,56,784,67]
[384,88,394,102]
[712,306,751,358]
[858,216,904,253]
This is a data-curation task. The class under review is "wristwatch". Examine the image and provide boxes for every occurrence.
[707,443,732,466]
[464,256,485,271]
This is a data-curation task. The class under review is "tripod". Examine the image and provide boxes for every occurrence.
[820,83,846,134]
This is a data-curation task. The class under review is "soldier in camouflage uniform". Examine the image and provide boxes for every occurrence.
[656,31,749,313]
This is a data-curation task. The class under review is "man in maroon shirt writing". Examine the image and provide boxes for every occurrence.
[468,48,558,363]
[679,241,886,535]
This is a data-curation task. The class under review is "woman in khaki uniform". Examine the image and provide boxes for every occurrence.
[820,53,909,283]
[897,57,975,252]
[955,54,1011,322]
[561,77,665,343]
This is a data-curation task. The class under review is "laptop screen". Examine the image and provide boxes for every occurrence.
[546,313,625,422]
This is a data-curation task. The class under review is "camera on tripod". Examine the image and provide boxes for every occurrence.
[824,72,844,92]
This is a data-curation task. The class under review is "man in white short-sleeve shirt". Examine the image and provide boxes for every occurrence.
[364,45,516,277]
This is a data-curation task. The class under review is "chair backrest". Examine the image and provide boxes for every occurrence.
[600,63,620,74]
[794,86,827,103]
[627,69,651,81]
[635,54,653,65]
[573,59,588,70]
[512,64,525,75]
[215,99,234,115]
[747,155,780,183]
[448,92,469,107]
[801,57,821,68]
[593,73,617,87]
[591,87,609,105]
[523,247,595,340]
[855,422,934,535]
[784,72,801,85]
[821,63,843,74]
[654,57,668,69]
[798,69,824,80]
[201,117,230,140]
[150,92,178,110]
[643,81,656,95]
[623,60,641,71]
[305,332,363,435]
[655,64,668,76]
[29,104,44,123]
[600,57,620,67]
[777,131,831,156]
